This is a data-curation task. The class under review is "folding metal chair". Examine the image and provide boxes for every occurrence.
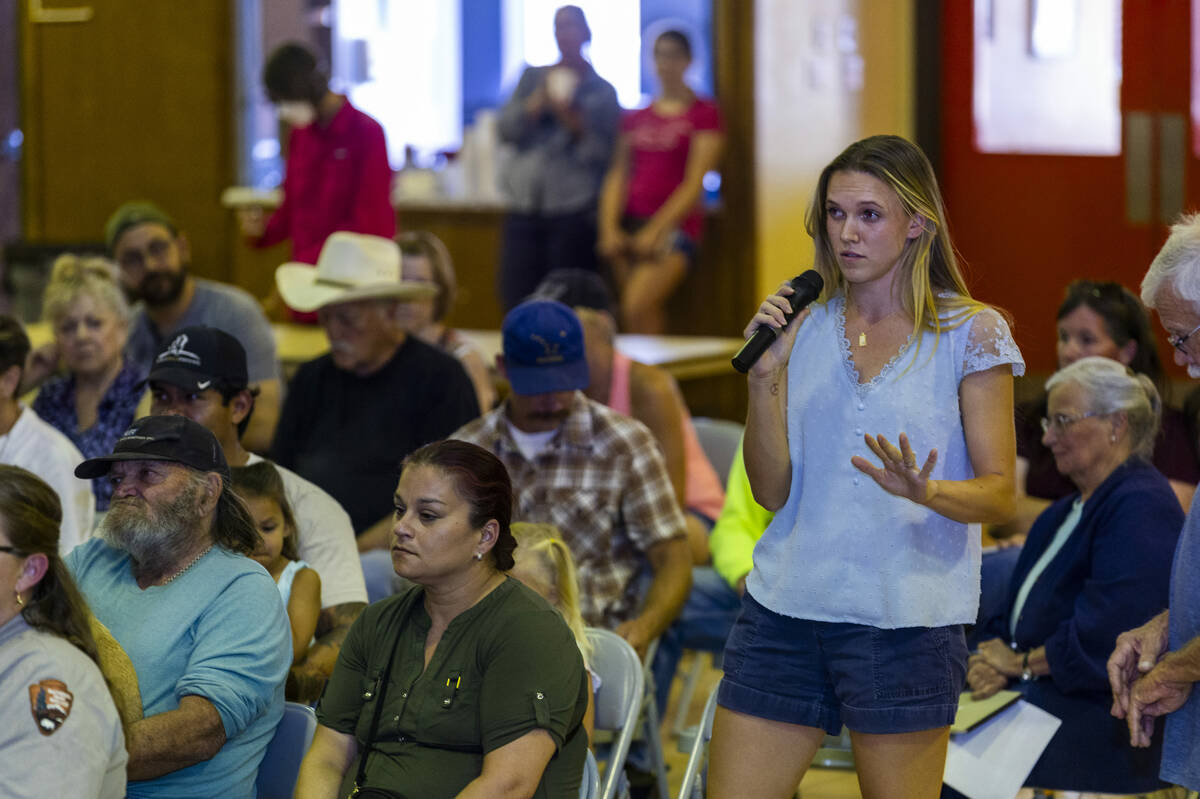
[579,748,601,799]
[255,701,318,799]
[676,684,718,799]
[638,638,671,799]
[669,418,744,738]
[586,627,646,799]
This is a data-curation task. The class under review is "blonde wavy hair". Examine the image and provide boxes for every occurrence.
[41,254,130,327]
[804,135,988,346]
[511,522,592,661]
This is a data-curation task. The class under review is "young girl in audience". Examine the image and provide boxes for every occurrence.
[232,462,321,664]
[510,522,596,741]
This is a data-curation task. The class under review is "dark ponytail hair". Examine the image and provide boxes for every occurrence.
[0,465,100,664]
[1057,280,1164,386]
[403,440,516,570]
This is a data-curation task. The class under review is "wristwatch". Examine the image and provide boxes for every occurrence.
[1020,650,1034,682]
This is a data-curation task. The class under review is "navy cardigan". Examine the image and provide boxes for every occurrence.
[980,457,1183,792]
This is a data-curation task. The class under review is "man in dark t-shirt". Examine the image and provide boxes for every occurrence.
[272,233,480,552]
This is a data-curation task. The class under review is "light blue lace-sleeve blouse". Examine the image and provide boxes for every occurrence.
[744,294,1025,628]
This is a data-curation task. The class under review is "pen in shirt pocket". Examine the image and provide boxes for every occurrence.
[441,673,462,707]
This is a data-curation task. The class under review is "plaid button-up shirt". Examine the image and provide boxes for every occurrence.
[453,392,686,628]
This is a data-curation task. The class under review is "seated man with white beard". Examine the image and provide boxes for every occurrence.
[66,415,290,799]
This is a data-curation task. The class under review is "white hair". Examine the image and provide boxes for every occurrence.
[1045,356,1161,459]
[1142,214,1200,309]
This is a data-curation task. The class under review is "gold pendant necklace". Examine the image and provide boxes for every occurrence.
[855,310,899,348]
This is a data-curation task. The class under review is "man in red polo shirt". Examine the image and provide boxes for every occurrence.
[240,43,395,320]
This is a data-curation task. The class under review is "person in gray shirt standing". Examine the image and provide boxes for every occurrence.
[497,4,619,310]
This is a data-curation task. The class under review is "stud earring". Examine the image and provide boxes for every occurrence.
[14,590,24,607]
[473,552,483,562]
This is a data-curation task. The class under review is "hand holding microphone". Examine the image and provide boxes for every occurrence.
[732,270,824,374]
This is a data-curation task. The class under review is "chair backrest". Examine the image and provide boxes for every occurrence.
[691,417,745,485]
[585,627,645,799]
[579,748,600,799]
[255,701,318,799]
[676,684,719,799]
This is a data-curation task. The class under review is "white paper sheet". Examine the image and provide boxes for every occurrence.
[944,699,1062,799]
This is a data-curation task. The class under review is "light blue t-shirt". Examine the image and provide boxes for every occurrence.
[745,295,1024,628]
[66,538,291,799]
[1162,499,1200,789]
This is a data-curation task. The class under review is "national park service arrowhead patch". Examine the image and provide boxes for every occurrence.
[28,679,73,735]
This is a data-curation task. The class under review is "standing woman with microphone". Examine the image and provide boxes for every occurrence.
[709,135,1024,798]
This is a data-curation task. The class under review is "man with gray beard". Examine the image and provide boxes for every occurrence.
[65,414,290,799]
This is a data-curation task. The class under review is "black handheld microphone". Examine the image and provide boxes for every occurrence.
[731,270,824,374]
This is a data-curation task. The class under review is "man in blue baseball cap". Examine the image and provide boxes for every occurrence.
[453,299,692,658]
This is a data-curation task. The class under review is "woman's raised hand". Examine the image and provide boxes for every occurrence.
[742,281,810,378]
[851,432,939,505]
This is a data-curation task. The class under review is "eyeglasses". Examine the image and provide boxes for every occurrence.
[1167,321,1200,352]
[1040,411,1104,434]
[0,545,25,556]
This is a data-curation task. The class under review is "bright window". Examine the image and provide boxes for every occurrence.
[332,1,463,166]
[506,0,642,108]
[973,0,1121,154]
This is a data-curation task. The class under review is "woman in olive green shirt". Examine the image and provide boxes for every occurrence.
[294,440,589,799]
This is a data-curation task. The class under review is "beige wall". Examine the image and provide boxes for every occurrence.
[754,0,915,299]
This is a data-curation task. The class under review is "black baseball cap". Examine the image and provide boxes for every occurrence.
[75,415,231,482]
[145,326,248,393]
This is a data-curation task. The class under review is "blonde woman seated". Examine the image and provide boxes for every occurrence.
[967,357,1183,794]
[395,231,497,411]
[31,256,142,511]
[295,440,588,798]
[510,522,597,741]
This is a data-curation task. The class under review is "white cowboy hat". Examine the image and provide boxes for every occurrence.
[275,232,437,312]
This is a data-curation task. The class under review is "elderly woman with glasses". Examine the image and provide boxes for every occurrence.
[967,356,1184,794]
[999,280,1197,543]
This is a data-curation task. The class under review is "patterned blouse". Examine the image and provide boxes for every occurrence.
[33,361,145,510]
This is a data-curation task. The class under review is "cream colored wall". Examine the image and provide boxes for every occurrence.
[754,0,916,300]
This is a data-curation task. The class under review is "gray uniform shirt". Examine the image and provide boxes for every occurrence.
[0,615,127,799]
[497,64,620,215]
[126,278,281,383]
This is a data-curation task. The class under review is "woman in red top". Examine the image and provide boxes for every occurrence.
[598,30,725,335]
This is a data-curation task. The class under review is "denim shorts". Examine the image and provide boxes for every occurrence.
[620,215,698,265]
[718,592,967,735]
